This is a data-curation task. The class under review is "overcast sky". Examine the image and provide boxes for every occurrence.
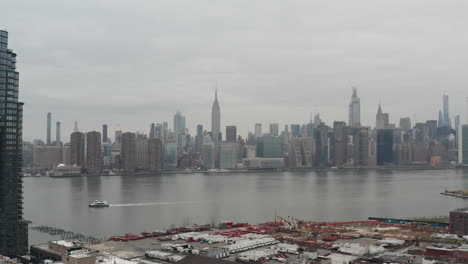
[2,0,468,141]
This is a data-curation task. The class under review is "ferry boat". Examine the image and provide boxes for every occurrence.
[49,164,82,178]
[89,200,110,208]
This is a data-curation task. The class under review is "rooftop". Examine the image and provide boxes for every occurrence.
[175,255,235,264]
[52,240,76,247]
[451,208,468,213]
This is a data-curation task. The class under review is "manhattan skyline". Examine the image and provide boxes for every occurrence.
[2,1,468,140]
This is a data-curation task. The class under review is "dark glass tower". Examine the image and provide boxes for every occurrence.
[0,30,28,256]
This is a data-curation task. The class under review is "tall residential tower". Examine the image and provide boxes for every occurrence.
[47,112,51,144]
[0,30,28,256]
[443,94,451,127]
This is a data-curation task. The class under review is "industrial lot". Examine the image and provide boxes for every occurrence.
[6,209,468,264]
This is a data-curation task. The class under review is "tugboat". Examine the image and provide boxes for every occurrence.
[89,200,110,208]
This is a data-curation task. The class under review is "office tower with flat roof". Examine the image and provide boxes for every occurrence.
[70,123,85,167]
[219,142,238,169]
[163,142,178,170]
[377,129,394,165]
[289,137,314,168]
[290,124,300,138]
[0,30,28,255]
[399,117,411,132]
[226,125,237,142]
[148,138,163,172]
[201,141,215,169]
[211,89,221,141]
[56,121,61,146]
[86,131,102,175]
[113,124,123,152]
[135,133,148,170]
[315,124,329,168]
[459,125,468,165]
[121,132,136,173]
[47,112,51,144]
[255,123,262,138]
[195,124,203,153]
[149,123,155,140]
[102,124,108,143]
[269,123,279,136]
[306,123,314,137]
[426,120,438,140]
[355,128,370,166]
[256,135,284,158]
[333,121,347,167]
[348,87,360,127]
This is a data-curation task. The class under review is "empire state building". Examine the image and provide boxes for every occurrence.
[211,89,221,141]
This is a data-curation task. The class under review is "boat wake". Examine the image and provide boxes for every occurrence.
[110,201,206,207]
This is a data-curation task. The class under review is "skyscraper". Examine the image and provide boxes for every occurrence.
[333,121,347,166]
[70,125,85,167]
[376,104,387,129]
[211,89,221,141]
[174,111,186,146]
[102,124,108,143]
[121,132,136,173]
[269,123,279,136]
[290,124,301,137]
[443,94,451,127]
[85,131,102,175]
[399,117,411,132]
[0,30,28,256]
[201,140,215,169]
[438,110,444,128]
[348,87,360,127]
[219,142,238,169]
[256,135,284,158]
[148,138,163,172]
[315,124,329,168]
[56,121,61,146]
[226,126,237,142]
[195,124,203,153]
[355,128,370,166]
[377,129,394,165]
[115,124,122,149]
[163,142,178,170]
[255,123,262,138]
[459,125,468,165]
[135,133,148,170]
[149,123,155,140]
[47,112,52,144]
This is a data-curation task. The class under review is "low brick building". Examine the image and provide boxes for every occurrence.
[450,208,468,236]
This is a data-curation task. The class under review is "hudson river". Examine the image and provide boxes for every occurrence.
[25,169,468,245]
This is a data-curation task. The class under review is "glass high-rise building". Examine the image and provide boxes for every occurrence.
[0,30,28,256]
[377,129,394,165]
[46,112,51,144]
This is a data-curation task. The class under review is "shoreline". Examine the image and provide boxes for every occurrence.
[23,165,464,178]
[94,165,456,177]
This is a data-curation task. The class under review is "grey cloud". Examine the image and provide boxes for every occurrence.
[2,0,468,140]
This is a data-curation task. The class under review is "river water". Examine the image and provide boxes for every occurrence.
[24,169,468,245]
